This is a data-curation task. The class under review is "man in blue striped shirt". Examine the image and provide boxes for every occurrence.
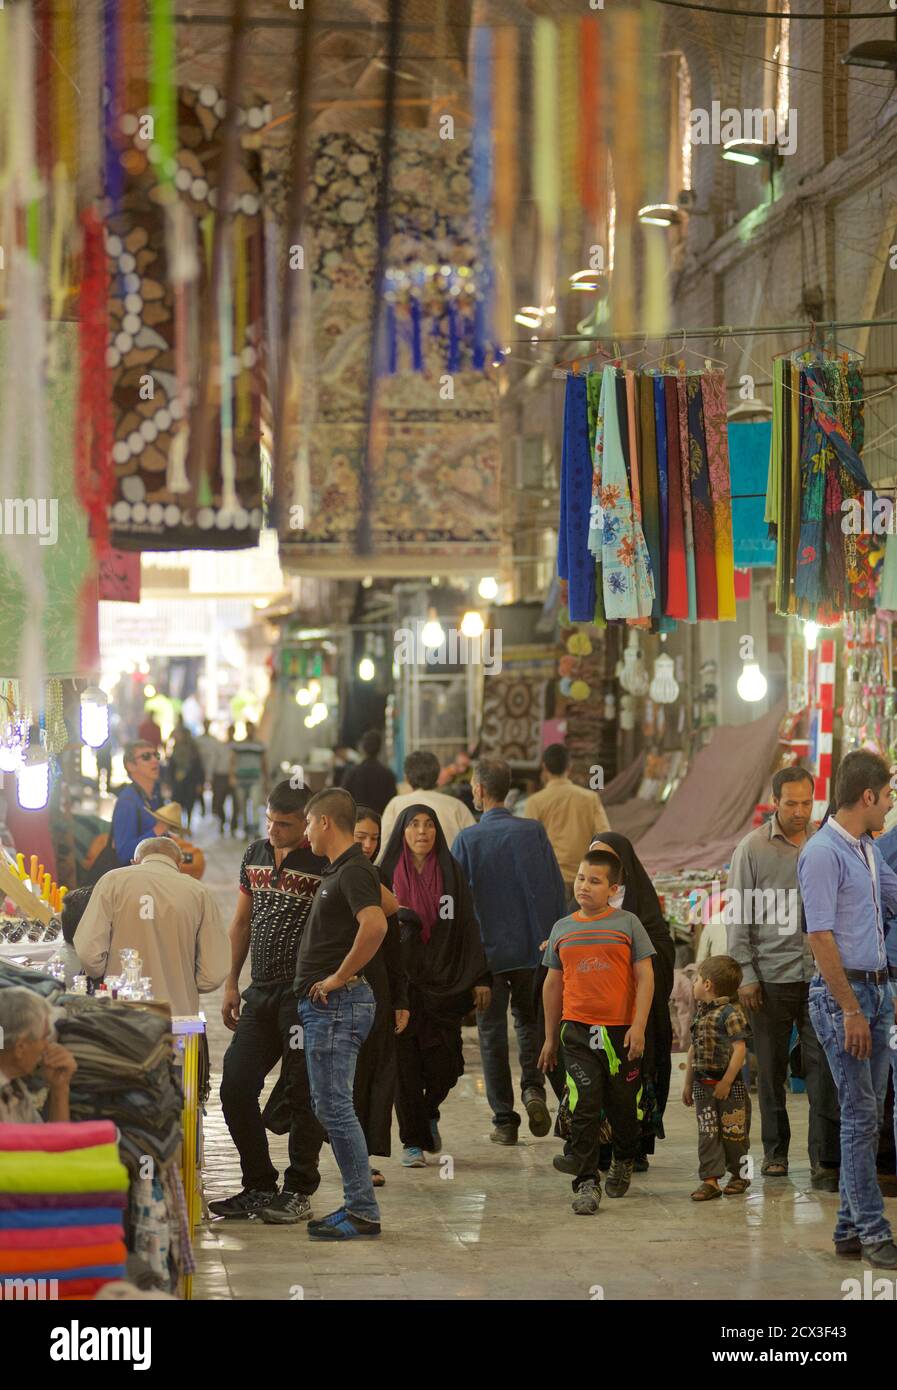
[798,750,897,1270]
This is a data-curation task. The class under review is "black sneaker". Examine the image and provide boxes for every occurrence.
[208,1187,278,1219]
[553,1152,578,1175]
[522,1088,551,1138]
[862,1239,897,1269]
[259,1191,313,1225]
[834,1236,862,1258]
[606,1159,634,1198]
[490,1123,518,1146]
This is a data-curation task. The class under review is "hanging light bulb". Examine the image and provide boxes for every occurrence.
[460,610,485,639]
[421,609,445,649]
[358,657,376,682]
[618,633,640,693]
[17,741,50,811]
[303,714,316,729]
[477,576,499,601]
[295,687,313,706]
[842,667,867,729]
[649,654,680,704]
[737,662,768,703]
[80,686,110,749]
[311,702,328,723]
[803,621,820,651]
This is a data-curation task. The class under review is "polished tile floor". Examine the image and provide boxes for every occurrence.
[191,817,892,1301]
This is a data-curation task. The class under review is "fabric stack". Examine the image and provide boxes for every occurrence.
[765,354,881,621]
[0,1120,128,1300]
[54,998,183,1176]
[559,365,737,625]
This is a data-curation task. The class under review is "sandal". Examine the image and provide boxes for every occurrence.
[723,1176,751,1196]
[761,1162,788,1177]
[370,1169,386,1188]
[690,1181,723,1201]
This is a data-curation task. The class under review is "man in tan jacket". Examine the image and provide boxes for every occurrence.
[74,837,229,1016]
[524,744,610,896]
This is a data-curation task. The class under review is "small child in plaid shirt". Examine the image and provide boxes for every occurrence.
[682,955,752,1201]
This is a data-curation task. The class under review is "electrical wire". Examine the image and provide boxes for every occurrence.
[651,0,896,19]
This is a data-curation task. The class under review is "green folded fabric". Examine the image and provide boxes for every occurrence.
[0,1143,129,1194]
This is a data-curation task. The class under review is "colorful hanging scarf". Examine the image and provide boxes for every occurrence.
[663,376,689,619]
[676,377,698,622]
[686,375,718,620]
[391,842,444,946]
[559,373,597,622]
[700,370,736,620]
[637,374,662,623]
[598,367,654,620]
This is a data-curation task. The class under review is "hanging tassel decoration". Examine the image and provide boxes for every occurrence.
[149,0,176,193]
[234,215,251,434]
[410,295,424,372]
[103,0,125,213]
[166,202,198,493]
[218,237,239,515]
[447,299,461,374]
[386,302,398,375]
[75,207,114,556]
[77,0,103,207]
[493,26,517,352]
[471,25,493,371]
[533,19,559,319]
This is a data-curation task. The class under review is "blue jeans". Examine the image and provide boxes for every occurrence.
[476,968,544,1128]
[809,977,892,1246]
[298,983,379,1223]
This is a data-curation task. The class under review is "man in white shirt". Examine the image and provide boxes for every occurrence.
[378,750,476,858]
[74,837,229,1016]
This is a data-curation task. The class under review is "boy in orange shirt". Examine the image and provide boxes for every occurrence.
[539,850,656,1215]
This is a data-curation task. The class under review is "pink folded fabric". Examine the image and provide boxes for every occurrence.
[0,1121,118,1153]
[0,1225,122,1250]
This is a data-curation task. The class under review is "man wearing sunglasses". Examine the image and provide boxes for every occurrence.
[111,741,164,868]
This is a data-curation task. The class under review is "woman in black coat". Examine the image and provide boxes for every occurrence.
[352,807,410,1185]
[379,803,491,1167]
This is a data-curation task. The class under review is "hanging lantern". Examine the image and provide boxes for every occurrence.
[842,668,867,729]
[649,654,679,704]
[17,742,50,811]
[619,694,636,731]
[80,686,110,748]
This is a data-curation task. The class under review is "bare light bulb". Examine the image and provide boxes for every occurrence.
[736,662,768,703]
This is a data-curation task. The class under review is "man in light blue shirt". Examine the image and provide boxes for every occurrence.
[866,820,897,1182]
[798,749,897,1269]
[453,758,567,1145]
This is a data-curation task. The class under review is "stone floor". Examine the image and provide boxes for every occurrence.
[189,815,893,1302]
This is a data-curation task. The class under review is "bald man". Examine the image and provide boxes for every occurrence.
[74,837,229,1016]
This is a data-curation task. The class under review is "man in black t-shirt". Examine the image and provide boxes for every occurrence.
[295,787,388,1240]
[340,729,397,816]
[210,782,329,1224]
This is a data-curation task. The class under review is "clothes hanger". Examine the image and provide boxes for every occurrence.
[671,330,727,373]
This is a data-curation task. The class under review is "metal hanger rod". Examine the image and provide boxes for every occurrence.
[521,318,897,345]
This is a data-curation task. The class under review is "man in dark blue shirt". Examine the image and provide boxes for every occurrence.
[111,741,163,866]
[454,758,567,1144]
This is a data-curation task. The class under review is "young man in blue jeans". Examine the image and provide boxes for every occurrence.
[295,787,388,1240]
[798,750,897,1270]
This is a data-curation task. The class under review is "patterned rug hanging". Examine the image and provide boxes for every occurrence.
[105,86,269,551]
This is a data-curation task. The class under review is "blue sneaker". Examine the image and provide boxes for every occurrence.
[425,1119,442,1153]
[307,1211,381,1241]
[401,1146,427,1167]
[307,1207,347,1231]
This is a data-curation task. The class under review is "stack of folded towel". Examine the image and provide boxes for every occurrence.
[55,999,183,1175]
[0,1120,129,1300]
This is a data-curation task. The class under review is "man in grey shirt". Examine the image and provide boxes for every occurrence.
[726,767,840,1189]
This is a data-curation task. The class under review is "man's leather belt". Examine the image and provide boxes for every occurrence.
[844,968,889,985]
